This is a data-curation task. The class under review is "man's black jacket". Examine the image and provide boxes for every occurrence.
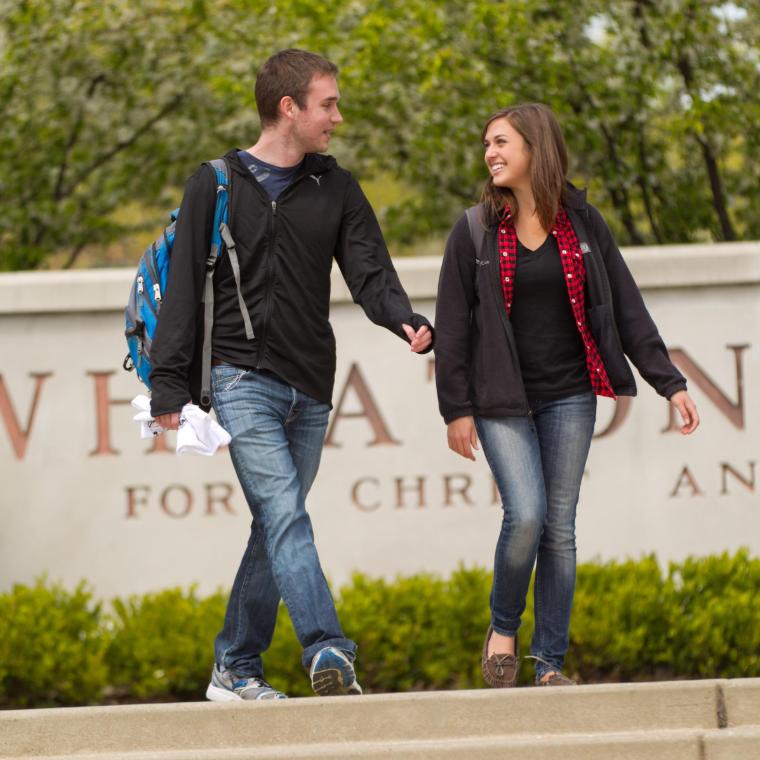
[150,149,431,416]
[434,189,687,424]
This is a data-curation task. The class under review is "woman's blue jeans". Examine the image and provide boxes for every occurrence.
[210,365,355,677]
[475,392,596,679]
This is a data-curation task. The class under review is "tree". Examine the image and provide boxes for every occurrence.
[0,0,757,270]
[312,0,759,245]
[0,0,235,270]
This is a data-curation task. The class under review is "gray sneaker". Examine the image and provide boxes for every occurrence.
[309,647,363,696]
[206,664,288,701]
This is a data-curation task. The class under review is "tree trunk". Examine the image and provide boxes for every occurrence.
[635,128,664,243]
[676,51,737,241]
[564,61,645,244]
[695,133,736,241]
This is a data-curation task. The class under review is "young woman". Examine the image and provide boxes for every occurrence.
[434,103,699,687]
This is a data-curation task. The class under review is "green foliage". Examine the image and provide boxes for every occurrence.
[667,550,760,679]
[1,0,758,268]
[0,0,234,269]
[1,551,759,707]
[338,569,489,691]
[329,0,759,246]
[569,549,760,683]
[105,587,227,700]
[570,555,674,680]
[0,578,108,707]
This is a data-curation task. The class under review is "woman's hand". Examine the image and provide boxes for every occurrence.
[447,416,479,460]
[669,390,700,435]
[402,323,433,353]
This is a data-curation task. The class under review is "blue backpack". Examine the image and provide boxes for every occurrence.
[123,158,254,407]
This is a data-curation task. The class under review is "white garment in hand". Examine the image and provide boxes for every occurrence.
[130,395,231,456]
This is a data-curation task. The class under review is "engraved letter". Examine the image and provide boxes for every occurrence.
[593,397,632,439]
[395,476,426,509]
[161,484,193,518]
[0,372,52,460]
[665,345,748,431]
[147,434,171,455]
[720,461,756,495]
[126,485,151,519]
[205,482,236,515]
[88,371,133,456]
[669,466,704,498]
[443,474,474,506]
[351,477,381,512]
[325,363,401,447]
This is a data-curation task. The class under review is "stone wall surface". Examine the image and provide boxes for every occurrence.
[1,243,758,596]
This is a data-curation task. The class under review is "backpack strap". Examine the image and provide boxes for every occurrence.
[199,158,255,408]
[219,222,254,340]
[465,204,486,257]
[209,158,254,341]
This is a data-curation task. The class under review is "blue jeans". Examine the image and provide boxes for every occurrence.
[475,392,596,679]
[210,365,355,676]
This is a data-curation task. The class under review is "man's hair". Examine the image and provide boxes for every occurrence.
[480,103,568,230]
[255,49,339,128]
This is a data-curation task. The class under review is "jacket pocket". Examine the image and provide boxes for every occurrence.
[586,304,635,388]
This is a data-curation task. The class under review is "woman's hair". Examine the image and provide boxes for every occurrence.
[479,103,568,229]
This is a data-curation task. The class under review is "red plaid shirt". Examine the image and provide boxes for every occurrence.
[497,204,616,399]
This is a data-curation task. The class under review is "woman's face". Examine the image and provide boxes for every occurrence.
[483,117,531,190]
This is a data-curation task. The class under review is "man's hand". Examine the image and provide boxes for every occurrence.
[402,323,432,353]
[447,415,479,460]
[155,412,182,430]
[669,390,700,435]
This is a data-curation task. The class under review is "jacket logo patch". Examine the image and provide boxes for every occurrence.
[309,174,322,186]
[580,241,591,254]
[475,258,490,267]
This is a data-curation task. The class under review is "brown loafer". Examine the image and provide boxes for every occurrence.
[481,626,519,688]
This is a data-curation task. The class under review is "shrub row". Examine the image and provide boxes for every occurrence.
[1,550,758,707]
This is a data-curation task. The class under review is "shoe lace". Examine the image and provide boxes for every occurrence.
[233,676,270,690]
[524,655,553,669]
[489,653,516,677]
[524,656,569,683]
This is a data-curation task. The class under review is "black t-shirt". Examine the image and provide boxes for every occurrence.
[511,235,590,402]
[236,150,303,200]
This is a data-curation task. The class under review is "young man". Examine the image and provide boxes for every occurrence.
[149,49,433,699]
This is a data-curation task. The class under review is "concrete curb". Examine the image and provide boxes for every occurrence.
[1,679,759,759]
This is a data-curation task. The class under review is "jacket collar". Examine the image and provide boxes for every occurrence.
[224,148,337,179]
[564,181,587,210]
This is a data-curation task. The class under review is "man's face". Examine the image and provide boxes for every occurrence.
[291,74,343,153]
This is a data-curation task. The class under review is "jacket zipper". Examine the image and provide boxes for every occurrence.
[232,158,319,369]
[256,199,277,368]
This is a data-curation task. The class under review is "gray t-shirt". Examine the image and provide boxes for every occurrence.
[236,150,303,200]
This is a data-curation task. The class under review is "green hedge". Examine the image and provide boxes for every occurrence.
[1,550,759,707]
[0,579,108,707]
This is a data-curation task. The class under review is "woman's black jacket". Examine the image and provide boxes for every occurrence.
[434,190,687,424]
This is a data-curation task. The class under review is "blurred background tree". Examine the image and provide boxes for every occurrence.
[0,0,757,270]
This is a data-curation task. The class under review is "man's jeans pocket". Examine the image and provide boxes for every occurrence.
[213,363,249,394]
